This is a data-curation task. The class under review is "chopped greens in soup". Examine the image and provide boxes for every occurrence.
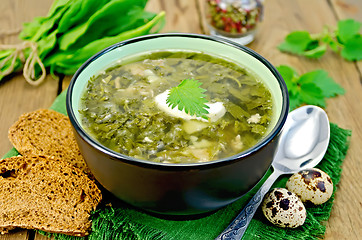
[80,51,273,164]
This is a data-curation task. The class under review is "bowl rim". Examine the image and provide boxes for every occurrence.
[66,32,289,170]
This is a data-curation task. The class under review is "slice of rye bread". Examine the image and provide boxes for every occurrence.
[0,155,102,236]
[8,109,92,177]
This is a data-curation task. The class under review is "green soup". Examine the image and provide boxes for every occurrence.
[79,50,273,164]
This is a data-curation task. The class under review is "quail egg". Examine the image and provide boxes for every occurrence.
[286,168,333,205]
[262,188,306,228]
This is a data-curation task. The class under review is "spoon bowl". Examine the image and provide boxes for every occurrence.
[272,105,330,173]
[216,105,330,240]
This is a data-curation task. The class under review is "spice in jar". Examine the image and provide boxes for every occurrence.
[206,0,262,36]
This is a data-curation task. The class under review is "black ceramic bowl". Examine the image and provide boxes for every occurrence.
[66,33,289,215]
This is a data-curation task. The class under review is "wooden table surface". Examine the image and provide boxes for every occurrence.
[0,0,361,239]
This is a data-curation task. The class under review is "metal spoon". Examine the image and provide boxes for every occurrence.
[216,105,330,240]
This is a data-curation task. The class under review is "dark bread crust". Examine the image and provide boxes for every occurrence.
[0,155,102,236]
[8,109,92,177]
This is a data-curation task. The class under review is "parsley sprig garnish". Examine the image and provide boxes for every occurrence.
[277,65,345,110]
[166,79,210,119]
[278,19,362,61]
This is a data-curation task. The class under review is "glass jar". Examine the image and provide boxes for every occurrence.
[205,0,264,45]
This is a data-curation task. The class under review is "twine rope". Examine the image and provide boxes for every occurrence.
[0,28,22,37]
[0,41,46,86]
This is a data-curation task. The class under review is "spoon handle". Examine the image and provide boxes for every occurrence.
[215,170,281,240]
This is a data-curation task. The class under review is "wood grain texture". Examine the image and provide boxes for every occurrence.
[0,231,30,240]
[0,2,56,240]
[330,0,362,78]
[0,0,361,239]
[248,1,362,239]
[0,0,57,161]
[32,234,48,240]
[331,0,362,22]
[146,0,202,34]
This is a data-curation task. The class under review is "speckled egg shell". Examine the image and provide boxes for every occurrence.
[286,168,333,205]
[262,188,306,228]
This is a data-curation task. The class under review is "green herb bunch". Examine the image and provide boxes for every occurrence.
[278,19,362,61]
[0,0,165,84]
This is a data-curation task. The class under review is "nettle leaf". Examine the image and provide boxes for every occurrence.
[278,31,324,58]
[299,70,345,97]
[341,35,362,61]
[337,19,361,43]
[303,44,327,58]
[278,19,361,61]
[305,39,321,51]
[278,31,315,55]
[289,96,304,112]
[299,83,326,107]
[166,79,210,119]
[276,65,299,96]
[276,65,345,111]
[277,65,298,81]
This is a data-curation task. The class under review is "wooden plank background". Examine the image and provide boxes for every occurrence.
[0,0,361,239]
